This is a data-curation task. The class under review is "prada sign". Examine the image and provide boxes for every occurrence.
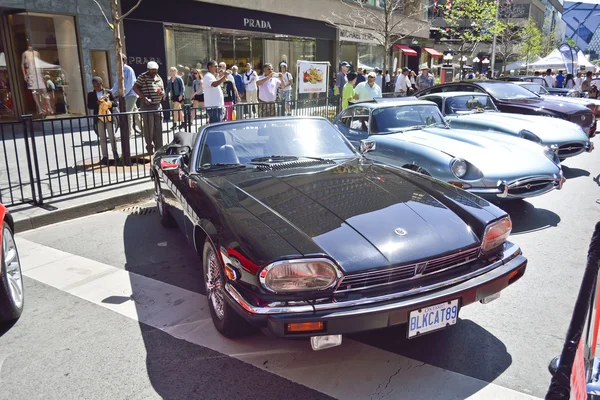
[243,18,272,30]
[128,56,163,66]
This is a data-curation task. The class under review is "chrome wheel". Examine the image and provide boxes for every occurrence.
[3,225,23,310]
[205,247,225,320]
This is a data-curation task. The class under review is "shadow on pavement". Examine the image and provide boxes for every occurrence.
[350,318,512,383]
[562,166,590,179]
[496,200,561,235]
[0,319,17,337]
[122,207,331,400]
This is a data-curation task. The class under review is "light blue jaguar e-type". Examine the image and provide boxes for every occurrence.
[418,92,594,161]
[333,98,564,200]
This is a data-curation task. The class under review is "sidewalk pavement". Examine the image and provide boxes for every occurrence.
[9,178,154,233]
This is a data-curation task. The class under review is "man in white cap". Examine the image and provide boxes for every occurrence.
[354,71,382,101]
[133,61,165,155]
[416,64,435,90]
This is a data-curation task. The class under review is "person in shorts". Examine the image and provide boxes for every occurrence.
[191,69,204,120]
[166,66,185,130]
[279,62,293,116]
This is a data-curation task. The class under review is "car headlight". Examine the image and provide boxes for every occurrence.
[481,217,512,253]
[259,259,342,293]
[450,158,467,178]
[543,144,560,164]
[518,129,542,144]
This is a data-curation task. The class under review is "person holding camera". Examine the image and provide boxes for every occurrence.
[257,63,284,117]
[203,60,229,123]
[87,76,118,165]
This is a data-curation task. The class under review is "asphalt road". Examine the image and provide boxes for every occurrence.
[1,135,599,400]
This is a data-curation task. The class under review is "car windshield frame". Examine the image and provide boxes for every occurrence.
[444,94,498,115]
[478,82,540,100]
[370,104,446,134]
[194,118,358,172]
[519,83,549,95]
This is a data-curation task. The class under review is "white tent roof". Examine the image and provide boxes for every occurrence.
[530,49,566,69]
[504,57,542,71]
[577,50,595,68]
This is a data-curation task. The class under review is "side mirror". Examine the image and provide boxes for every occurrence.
[159,155,182,171]
[360,139,376,154]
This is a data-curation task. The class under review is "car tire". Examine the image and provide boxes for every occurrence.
[0,222,24,323]
[203,239,255,338]
[154,178,175,228]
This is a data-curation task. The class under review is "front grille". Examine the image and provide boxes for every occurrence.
[254,159,335,171]
[571,112,594,128]
[335,246,480,293]
[558,142,585,156]
[508,178,555,196]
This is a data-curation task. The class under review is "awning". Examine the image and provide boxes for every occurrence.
[423,47,442,58]
[394,44,417,57]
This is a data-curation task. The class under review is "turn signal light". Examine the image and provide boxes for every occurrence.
[508,266,526,284]
[285,321,325,333]
[448,181,472,189]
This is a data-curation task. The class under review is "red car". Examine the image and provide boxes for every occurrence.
[0,203,24,323]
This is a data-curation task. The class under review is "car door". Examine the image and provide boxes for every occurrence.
[336,106,370,149]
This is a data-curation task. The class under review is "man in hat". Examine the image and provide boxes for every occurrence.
[416,64,435,90]
[394,67,411,97]
[354,71,382,101]
[133,61,165,155]
[336,61,350,97]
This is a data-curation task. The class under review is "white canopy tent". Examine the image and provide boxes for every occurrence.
[577,50,595,69]
[504,56,542,71]
[529,49,567,69]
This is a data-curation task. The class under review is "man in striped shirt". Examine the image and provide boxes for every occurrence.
[133,61,164,154]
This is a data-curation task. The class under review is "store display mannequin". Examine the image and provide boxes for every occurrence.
[21,45,53,116]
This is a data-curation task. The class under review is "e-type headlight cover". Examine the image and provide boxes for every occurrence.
[259,258,343,293]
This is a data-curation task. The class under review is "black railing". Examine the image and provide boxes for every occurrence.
[0,95,340,207]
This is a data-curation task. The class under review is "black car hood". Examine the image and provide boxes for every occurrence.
[497,96,588,114]
[206,161,503,273]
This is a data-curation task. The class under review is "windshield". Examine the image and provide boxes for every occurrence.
[444,95,497,115]
[371,105,445,134]
[479,82,539,100]
[520,83,549,95]
[197,119,356,169]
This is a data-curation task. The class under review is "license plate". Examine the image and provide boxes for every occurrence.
[408,299,459,338]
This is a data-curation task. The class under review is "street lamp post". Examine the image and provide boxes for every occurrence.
[482,58,490,75]
[490,0,500,76]
[473,57,480,74]
[443,53,453,66]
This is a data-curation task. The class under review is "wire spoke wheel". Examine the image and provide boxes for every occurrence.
[205,247,225,320]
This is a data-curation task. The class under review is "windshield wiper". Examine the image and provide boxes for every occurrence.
[201,163,248,170]
[250,155,299,162]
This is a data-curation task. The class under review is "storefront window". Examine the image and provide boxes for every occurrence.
[9,12,85,117]
[357,43,384,71]
[164,26,210,88]
[0,44,16,120]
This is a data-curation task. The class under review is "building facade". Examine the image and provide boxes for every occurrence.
[122,0,431,88]
[0,0,116,121]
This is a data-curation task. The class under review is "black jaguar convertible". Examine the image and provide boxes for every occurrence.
[151,117,527,350]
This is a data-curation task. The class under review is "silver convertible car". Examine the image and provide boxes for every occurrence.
[333,99,565,199]
[419,92,594,161]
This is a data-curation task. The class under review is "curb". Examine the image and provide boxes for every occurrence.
[14,187,155,233]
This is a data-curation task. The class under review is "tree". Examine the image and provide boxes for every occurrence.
[539,26,562,58]
[519,18,542,73]
[323,0,430,77]
[442,0,503,74]
[496,2,525,73]
[93,0,143,165]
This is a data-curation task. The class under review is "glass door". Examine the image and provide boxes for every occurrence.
[234,35,251,70]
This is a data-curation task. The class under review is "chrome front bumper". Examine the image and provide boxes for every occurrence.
[467,173,564,199]
[225,242,523,316]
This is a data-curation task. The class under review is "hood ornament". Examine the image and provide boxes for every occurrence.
[394,228,407,236]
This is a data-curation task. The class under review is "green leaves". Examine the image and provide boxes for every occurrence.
[442,0,503,44]
[518,17,542,66]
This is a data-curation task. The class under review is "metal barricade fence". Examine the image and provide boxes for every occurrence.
[546,221,600,399]
[0,95,340,207]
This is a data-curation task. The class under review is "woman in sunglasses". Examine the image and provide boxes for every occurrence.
[191,69,204,119]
